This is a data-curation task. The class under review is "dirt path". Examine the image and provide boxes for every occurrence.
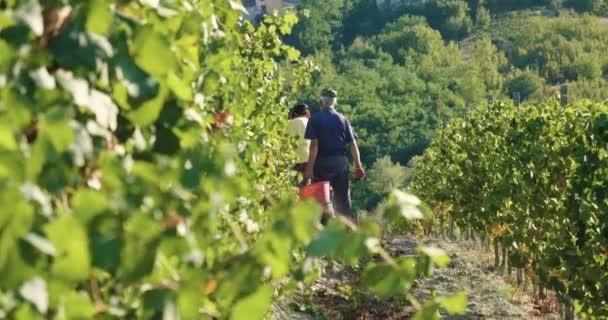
[274,236,559,319]
[386,237,559,320]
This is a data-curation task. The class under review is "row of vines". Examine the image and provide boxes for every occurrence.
[411,99,608,318]
[0,0,465,319]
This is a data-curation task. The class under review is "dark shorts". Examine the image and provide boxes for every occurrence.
[314,156,353,219]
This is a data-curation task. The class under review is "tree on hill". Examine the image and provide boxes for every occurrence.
[564,0,603,12]
[506,69,545,101]
[288,0,353,54]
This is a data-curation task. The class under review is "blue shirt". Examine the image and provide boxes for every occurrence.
[304,108,356,158]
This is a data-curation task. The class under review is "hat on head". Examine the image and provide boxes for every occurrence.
[321,88,337,98]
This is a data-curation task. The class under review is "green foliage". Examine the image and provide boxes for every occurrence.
[0,1,467,318]
[287,0,353,55]
[505,69,545,102]
[468,37,508,93]
[353,156,415,211]
[425,0,474,39]
[481,0,559,12]
[412,99,608,318]
[367,157,409,196]
[500,14,608,83]
[564,0,603,12]
[372,15,444,63]
[474,5,492,28]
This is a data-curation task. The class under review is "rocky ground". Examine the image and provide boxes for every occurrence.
[273,236,560,320]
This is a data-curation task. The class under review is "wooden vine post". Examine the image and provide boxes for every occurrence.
[494,240,500,268]
[560,84,569,107]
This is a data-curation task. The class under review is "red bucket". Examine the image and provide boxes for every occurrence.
[299,181,331,204]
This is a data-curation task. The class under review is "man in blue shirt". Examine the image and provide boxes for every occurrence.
[304,88,365,221]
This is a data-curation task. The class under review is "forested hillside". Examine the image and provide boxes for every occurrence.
[287,0,608,210]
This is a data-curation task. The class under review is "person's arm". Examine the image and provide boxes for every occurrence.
[303,117,317,181]
[350,140,365,179]
[345,118,365,179]
[304,139,318,181]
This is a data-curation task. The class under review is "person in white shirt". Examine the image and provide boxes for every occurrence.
[287,103,311,179]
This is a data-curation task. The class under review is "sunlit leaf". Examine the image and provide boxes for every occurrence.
[132,26,176,77]
[230,285,272,320]
[11,0,43,36]
[117,213,163,281]
[127,85,169,126]
[24,233,56,256]
[290,200,322,242]
[72,189,109,224]
[62,292,96,319]
[85,0,112,35]
[167,71,193,101]
[45,215,91,282]
[201,70,220,96]
[19,277,48,314]
[438,291,468,314]
[42,107,74,152]
[361,262,402,298]
[420,246,449,268]
[412,300,440,320]
[0,125,18,150]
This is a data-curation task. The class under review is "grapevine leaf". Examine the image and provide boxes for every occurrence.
[62,292,96,319]
[85,0,112,35]
[167,71,193,101]
[127,85,169,127]
[11,0,43,36]
[14,304,42,320]
[117,213,163,281]
[132,26,176,78]
[49,17,109,69]
[24,233,56,256]
[201,71,220,96]
[44,215,91,282]
[25,137,50,181]
[307,224,344,257]
[143,288,171,313]
[57,72,119,131]
[438,292,468,314]
[253,232,291,279]
[71,189,109,224]
[412,300,440,320]
[229,1,248,14]
[163,298,179,320]
[110,32,159,102]
[361,262,402,298]
[0,125,18,150]
[19,277,48,314]
[230,285,272,320]
[2,88,33,129]
[42,107,74,153]
[290,200,322,242]
[420,246,449,268]
[392,190,424,220]
[0,11,14,29]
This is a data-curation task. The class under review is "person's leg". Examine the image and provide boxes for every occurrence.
[331,160,353,220]
[313,162,336,225]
